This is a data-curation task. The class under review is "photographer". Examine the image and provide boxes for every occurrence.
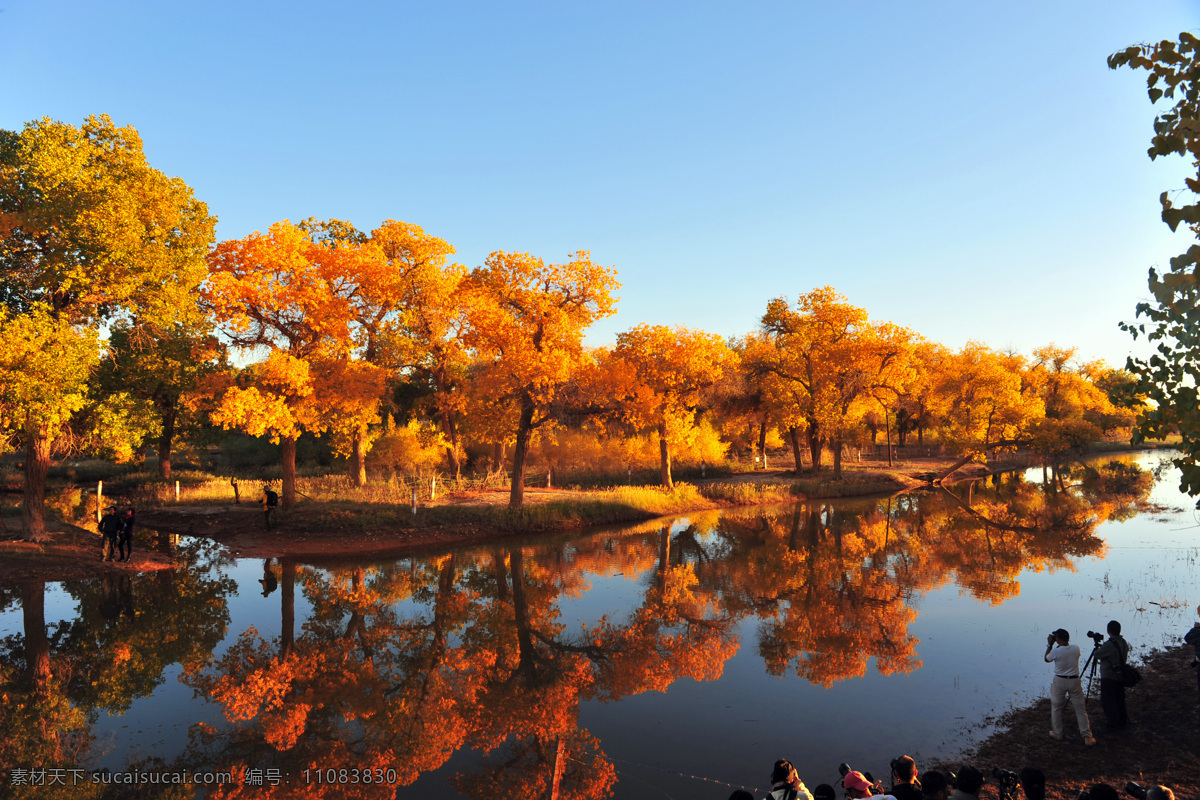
[1044,628,1096,746]
[1184,604,1200,704]
[889,756,923,800]
[842,770,895,800]
[1018,767,1044,800]
[949,766,984,800]
[921,772,949,800]
[764,759,814,800]
[1093,620,1130,729]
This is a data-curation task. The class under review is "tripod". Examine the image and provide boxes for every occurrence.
[1081,639,1102,703]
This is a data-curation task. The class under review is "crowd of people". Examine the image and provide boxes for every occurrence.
[721,614,1199,800]
[728,755,1176,800]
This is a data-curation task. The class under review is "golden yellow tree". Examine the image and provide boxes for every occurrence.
[462,250,618,509]
[611,324,734,488]
[0,115,214,538]
[0,308,96,540]
[367,220,471,480]
[760,287,909,478]
[202,221,388,506]
[934,343,1045,465]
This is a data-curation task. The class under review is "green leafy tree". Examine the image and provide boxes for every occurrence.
[1111,33,1200,501]
[97,320,227,477]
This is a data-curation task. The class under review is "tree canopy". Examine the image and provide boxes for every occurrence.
[1111,33,1200,502]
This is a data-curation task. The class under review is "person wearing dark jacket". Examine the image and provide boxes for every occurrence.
[98,507,121,562]
[1184,605,1200,703]
[1094,619,1130,729]
[117,507,135,561]
[889,756,923,800]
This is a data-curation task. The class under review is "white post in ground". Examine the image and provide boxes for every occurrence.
[546,469,551,488]
[700,460,706,478]
[411,488,417,515]
[175,480,180,502]
[431,476,436,500]
[627,466,632,484]
[96,481,103,522]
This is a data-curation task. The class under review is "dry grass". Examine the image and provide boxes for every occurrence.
[309,482,724,532]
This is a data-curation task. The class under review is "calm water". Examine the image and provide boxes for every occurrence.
[2,452,1197,799]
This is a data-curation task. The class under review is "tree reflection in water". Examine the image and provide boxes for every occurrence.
[0,538,234,799]
[0,461,1154,798]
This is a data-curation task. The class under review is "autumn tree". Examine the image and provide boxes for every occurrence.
[97,319,227,477]
[894,338,950,448]
[0,308,96,539]
[367,220,470,481]
[202,220,388,506]
[934,343,1044,464]
[1025,345,1130,470]
[740,333,810,471]
[1110,33,1200,502]
[866,323,916,466]
[0,115,214,539]
[611,324,733,488]
[760,287,909,478]
[462,250,618,509]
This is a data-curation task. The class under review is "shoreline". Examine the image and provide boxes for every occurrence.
[947,645,1199,799]
[0,447,1158,581]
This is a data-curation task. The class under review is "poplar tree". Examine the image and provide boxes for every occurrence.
[0,115,214,539]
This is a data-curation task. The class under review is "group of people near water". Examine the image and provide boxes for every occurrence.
[732,754,1176,800]
[97,505,135,562]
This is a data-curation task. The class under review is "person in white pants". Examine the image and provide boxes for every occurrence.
[1044,628,1095,746]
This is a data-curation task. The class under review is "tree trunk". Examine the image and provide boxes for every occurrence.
[789,427,804,472]
[442,410,462,482]
[509,397,535,510]
[158,405,176,479]
[917,424,924,448]
[833,439,844,480]
[757,421,768,469]
[349,427,367,487]
[21,582,51,697]
[280,560,296,661]
[884,408,893,467]
[510,547,536,681]
[492,441,505,472]
[21,427,52,542]
[656,525,671,593]
[658,421,673,489]
[281,436,297,508]
[807,423,823,472]
[550,737,566,800]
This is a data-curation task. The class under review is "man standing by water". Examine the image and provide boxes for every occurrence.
[1094,620,1130,729]
[262,485,278,530]
[1184,605,1200,704]
[98,506,121,562]
[1044,628,1096,746]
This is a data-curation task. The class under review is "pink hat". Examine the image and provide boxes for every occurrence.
[843,771,873,794]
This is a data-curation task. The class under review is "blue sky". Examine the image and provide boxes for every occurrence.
[3,1,1198,367]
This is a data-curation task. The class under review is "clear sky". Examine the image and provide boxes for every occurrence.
[3,1,1198,367]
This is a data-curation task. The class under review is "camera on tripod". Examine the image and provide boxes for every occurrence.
[1086,630,1105,644]
[991,768,1019,800]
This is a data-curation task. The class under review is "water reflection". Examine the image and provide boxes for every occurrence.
[0,538,234,796]
[0,460,1158,798]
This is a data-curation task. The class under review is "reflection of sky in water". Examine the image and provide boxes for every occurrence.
[1,452,1196,798]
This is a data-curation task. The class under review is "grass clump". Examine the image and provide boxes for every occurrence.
[699,482,796,504]
[791,473,904,498]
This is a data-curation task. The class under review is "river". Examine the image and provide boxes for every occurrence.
[1,451,1196,798]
